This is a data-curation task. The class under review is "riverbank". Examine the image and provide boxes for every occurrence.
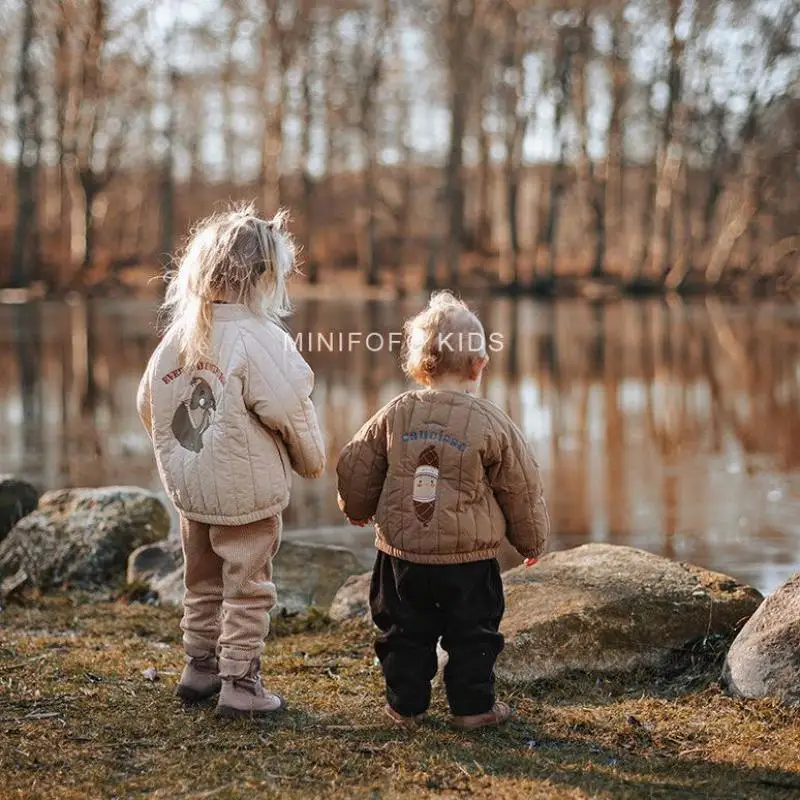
[2,258,798,306]
[2,594,800,799]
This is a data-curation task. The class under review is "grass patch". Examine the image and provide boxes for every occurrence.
[1,594,799,799]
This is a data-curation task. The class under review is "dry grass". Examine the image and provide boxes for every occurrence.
[2,594,800,800]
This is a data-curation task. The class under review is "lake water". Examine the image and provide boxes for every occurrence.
[1,296,799,594]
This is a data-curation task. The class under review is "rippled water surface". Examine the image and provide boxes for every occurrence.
[2,297,798,593]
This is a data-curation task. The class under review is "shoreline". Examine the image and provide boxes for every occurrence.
[1,270,798,306]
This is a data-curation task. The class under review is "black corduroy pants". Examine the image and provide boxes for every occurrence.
[369,551,505,717]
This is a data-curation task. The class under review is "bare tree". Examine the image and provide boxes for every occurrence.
[352,0,393,286]
[571,13,606,277]
[61,0,141,278]
[499,6,531,285]
[12,0,42,288]
[443,0,475,286]
[539,19,576,283]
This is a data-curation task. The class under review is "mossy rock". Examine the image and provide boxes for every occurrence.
[0,487,170,592]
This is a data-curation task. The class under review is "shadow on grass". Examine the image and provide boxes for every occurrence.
[3,597,800,799]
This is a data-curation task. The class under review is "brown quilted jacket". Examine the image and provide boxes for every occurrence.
[336,389,549,565]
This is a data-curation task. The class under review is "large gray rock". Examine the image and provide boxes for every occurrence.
[0,487,170,592]
[722,572,800,705]
[276,540,364,612]
[128,537,364,614]
[498,544,762,681]
[0,476,39,543]
[327,544,763,683]
[281,525,375,570]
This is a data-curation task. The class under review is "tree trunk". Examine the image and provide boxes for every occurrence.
[262,0,293,212]
[606,8,626,275]
[475,110,492,254]
[504,112,528,285]
[159,62,177,263]
[502,11,528,286]
[70,0,105,279]
[360,63,379,287]
[646,0,687,280]
[50,6,71,241]
[11,0,41,288]
[664,160,691,289]
[301,37,317,283]
[542,31,572,281]
[363,142,379,286]
[572,17,606,277]
[80,172,98,274]
[221,12,240,184]
[443,0,474,286]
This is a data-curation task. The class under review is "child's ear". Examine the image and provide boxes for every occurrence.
[469,355,489,381]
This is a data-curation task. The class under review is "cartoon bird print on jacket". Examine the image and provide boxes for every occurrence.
[412,445,440,525]
[171,377,217,453]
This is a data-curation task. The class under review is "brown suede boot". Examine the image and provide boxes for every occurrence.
[215,658,286,718]
[176,653,222,703]
[451,701,513,730]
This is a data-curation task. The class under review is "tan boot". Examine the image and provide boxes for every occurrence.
[451,701,513,730]
[215,658,286,718]
[176,653,222,703]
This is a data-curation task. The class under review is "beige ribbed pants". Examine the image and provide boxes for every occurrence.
[179,514,281,679]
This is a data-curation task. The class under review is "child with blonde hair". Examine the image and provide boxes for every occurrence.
[337,291,549,729]
[137,204,325,717]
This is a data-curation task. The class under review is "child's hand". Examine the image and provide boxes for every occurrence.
[347,516,373,527]
[524,557,538,567]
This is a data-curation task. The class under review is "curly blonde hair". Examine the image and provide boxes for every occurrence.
[161,203,296,366]
[402,291,487,385]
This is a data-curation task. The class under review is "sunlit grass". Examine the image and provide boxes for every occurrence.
[1,595,799,799]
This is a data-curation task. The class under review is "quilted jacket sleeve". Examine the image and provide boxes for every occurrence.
[243,326,326,479]
[483,409,550,560]
[136,353,155,439]
[336,406,390,523]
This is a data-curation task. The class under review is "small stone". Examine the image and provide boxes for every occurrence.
[142,666,159,682]
[329,571,372,621]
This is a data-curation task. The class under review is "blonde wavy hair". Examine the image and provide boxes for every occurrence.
[402,291,487,385]
[161,203,296,366]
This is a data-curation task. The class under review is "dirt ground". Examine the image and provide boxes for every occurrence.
[2,594,799,799]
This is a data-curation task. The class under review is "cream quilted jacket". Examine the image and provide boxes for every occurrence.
[337,389,549,565]
[137,304,325,526]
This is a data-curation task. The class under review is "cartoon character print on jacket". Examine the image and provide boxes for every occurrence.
[171,377,217,453]
[412,444,440,525]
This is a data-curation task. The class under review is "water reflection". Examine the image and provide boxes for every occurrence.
[1,296,798,593]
